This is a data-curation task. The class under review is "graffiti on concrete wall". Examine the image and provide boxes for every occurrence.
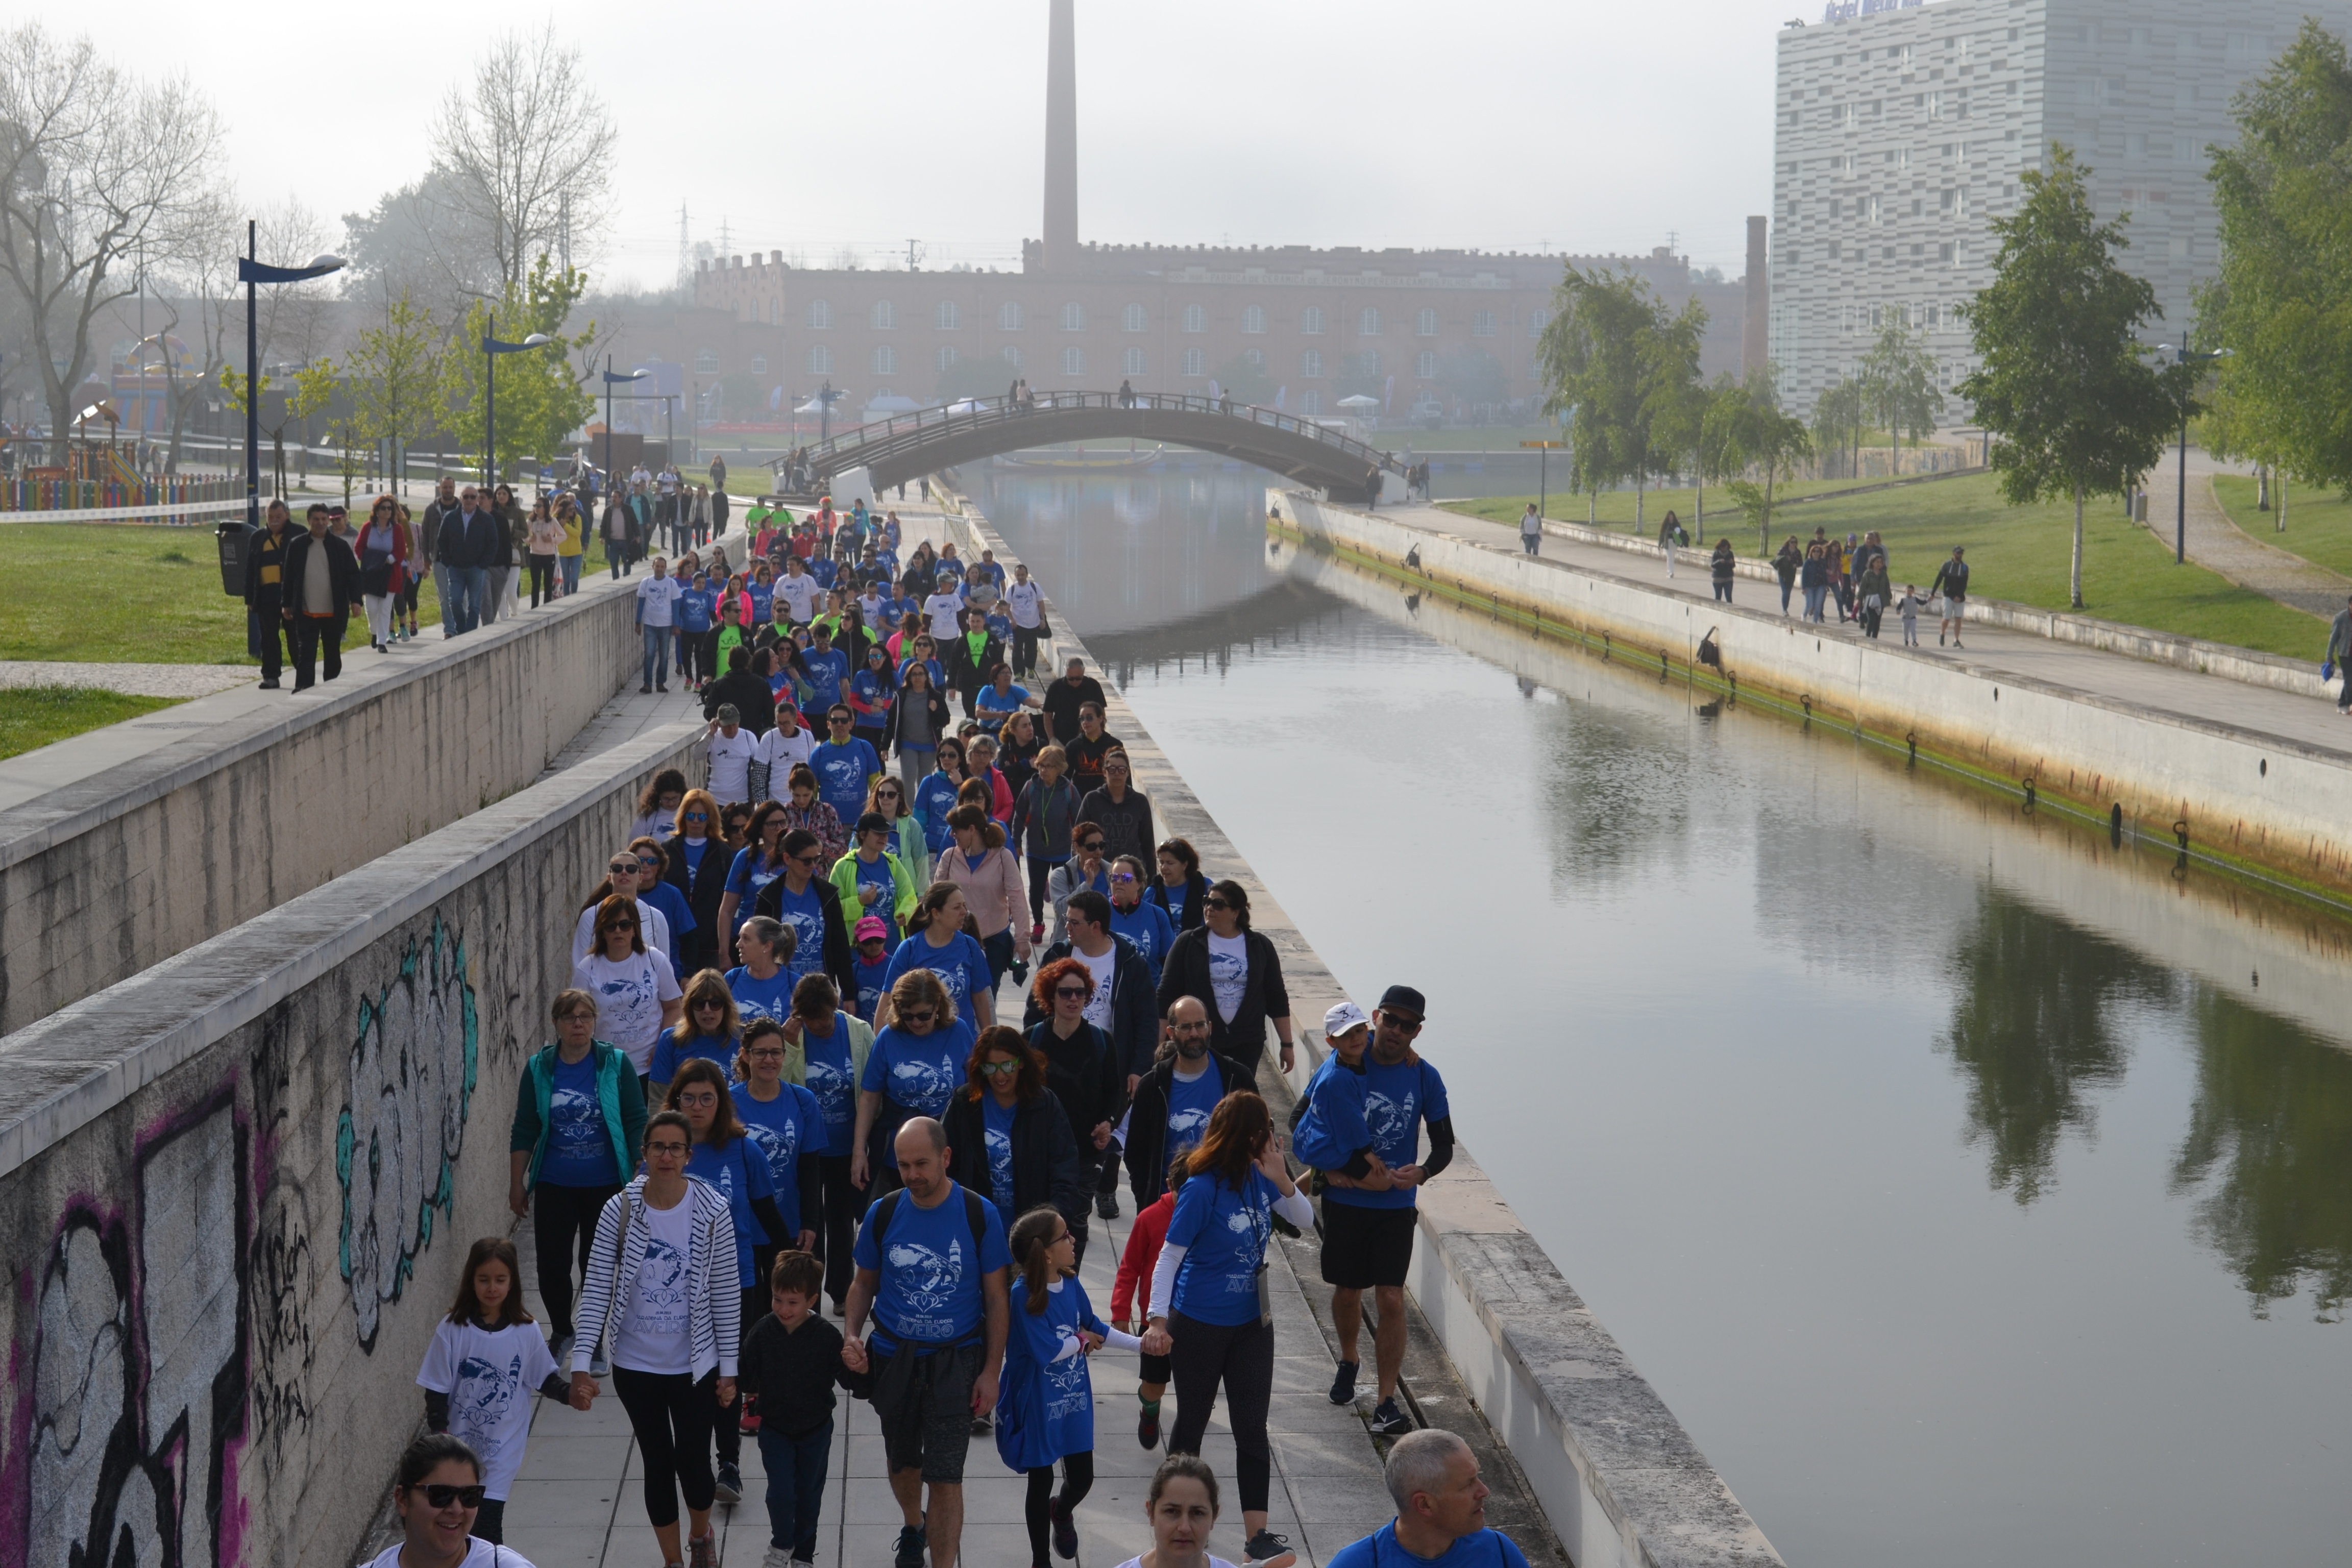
[336,914,479,1350]
[24,1092,251,1568]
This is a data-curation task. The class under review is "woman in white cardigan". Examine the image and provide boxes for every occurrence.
[569,1109,741,1568]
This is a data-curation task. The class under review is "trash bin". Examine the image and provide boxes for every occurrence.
[216,518,252,597]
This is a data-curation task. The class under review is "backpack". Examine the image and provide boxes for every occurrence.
[844,1184,993,1400]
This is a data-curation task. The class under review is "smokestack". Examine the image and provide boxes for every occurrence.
[1743,216,1770,380]
[1043,0,1078,273]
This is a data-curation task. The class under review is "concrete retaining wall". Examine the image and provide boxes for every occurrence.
[0,718,703,1568]
[1292,492,2352,897]
[0,573,648,1037]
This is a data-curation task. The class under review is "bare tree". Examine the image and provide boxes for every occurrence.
[146,198,329,476]
[0,24,222,464]
[430,23,612,293]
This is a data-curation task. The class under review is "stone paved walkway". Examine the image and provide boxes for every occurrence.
[0,660,256,698]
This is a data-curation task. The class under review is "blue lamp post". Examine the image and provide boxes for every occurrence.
[234,221,343,530]
[601,360,650,496]
[2155,338,2230,565]
[481,331,555,487]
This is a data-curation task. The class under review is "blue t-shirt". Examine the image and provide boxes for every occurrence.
[1107,901,1178,987]
[1326,1525,1532,1568]
[810,556,838,589]
[912,772,961,853]
[882,932,994,1033]
[537,1055,620,1186]
[851,953,894,1023]
[849,667,894,726]
[975,683,1032,722]
[677,589,714,634]
[1160,882,1189,927]
[726,965,797,1031]
[640,879,696,976]
[1164,1064,1223,1166]
[984,610,1014,643]
[1326,1057,1450,1212]
[679,837,713,881]
[851,852,903,945]
[649,1030,737,1088]
[732,1081,821,1239]
[862,1020,979,1166]
[851,1181,1013,1351]
[1167,1168,1278,1327]
[797,1016,859,1156]
[995,1277,1110,1472]
[1292,1056,1373,1173]
[682,1140,774,1281]
[748,582,775,623]
[763,880,829,988]
[982,1095,1020,1224]
[811,738,880,827]
[803,648,849,713]
[896,656,945,694]
[725,846,786,904]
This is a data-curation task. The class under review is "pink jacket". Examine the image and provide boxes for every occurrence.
[933,842,1030,958]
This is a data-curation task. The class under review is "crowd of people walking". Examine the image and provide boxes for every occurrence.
[379,514,1516,1568]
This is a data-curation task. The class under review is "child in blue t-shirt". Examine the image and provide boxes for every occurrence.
[849,917,894,1023]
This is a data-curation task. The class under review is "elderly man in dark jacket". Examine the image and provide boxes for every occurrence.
[240,499,299,688]
[435,485,503,635]
[280,502,361,690]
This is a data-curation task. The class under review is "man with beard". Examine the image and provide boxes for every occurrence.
[1122,996,1251,1210]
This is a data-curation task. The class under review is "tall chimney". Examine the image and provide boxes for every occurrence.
[1043,0,1077,273]
[1743,215,1770,380]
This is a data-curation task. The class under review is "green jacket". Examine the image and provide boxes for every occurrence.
[830,846,918,936]
[510,1039,648,1188]
[781,1010,877,1091]
[891,814,932,894]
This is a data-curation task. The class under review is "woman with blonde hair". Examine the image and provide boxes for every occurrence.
[660,788,730,973]
[649,969,741,1099]
[849,967,971,1194]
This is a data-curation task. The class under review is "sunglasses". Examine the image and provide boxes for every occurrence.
[793,850,823,865]
[608,862,636,873]
[1054,985,1090,999]
[898,1009,936,1024]
[1203,898,1231,911]
[637,857,662,870]
[419,1484,487,1510]
[694,998,725,1010]
[1080,841,1104,853]
[683,812,709,822]
[979,1059,1022,1079]
[1109,872,1137,884]
[607,920,639,932]
[1379,1010,1425,1033]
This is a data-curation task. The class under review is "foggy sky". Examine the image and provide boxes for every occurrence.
[73,0,1795,283]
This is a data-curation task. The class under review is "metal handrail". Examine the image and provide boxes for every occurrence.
[802,391,1404,476]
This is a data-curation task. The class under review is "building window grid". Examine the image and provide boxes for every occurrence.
[871,301,895,331]
[873,345,896,374]
[936,301,960,331]
[1062,346,1084,376]
[1301,307,1325,336]
[1121,346,1146,376]
[1415,308,1439,337]
[808,300,832,330]
[1182,304,1208,334]
[1122,303,1148,332]
[1061,302,1085,331]
[1182,347,1205,376]
[1242,305,1267,334]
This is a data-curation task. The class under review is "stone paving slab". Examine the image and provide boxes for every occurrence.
[0,660,256,698]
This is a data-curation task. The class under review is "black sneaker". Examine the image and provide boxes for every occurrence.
[1241,1528,1297,1568]
[970,1413,993,1435]
[1329,1359,1359,1406]
[1095,1191,1119,1221]
[1051,1499,1079,1560]
[714,1461,742,1503]
[1370,1395,1414,1436]
[893,1524,926,1568]
[1138,1403,1161,1449]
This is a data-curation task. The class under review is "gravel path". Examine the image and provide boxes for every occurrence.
[0,662,254,698]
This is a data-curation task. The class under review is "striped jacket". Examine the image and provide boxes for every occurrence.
[571,1175,742,1381]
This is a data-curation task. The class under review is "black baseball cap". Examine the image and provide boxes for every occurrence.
[1378,985,1427,1020]
[855,811,893,836]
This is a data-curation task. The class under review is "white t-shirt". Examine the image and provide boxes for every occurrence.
[636,576,681,627]
[612,1194,696,1374]
[1073,939,1117,1029]
[570,950,682,1070]
[707,728,760,803]
[1206,931,1249,1024]
[1006,580,1044,629]
[777,574,821,624]
[1111,1558,1236,1568]
[415,1320,559,1500]
[363,1540,537,1568]
[760,724,816,777]
[924,593,965,639]
[571,899,671,969]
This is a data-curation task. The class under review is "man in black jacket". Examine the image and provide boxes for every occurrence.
[417,477,462,635]
[436,485,503,635]
[280,503,361,690]
[1022,893,1156,1086]
[239,499,298,688]
[1123,995,1252,1207]
[703,645,777,736]
[752,828,857,998]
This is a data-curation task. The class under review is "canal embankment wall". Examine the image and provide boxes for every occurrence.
[0,558,718,1039]
[0,718,705,1568]
[1282,491,2352,905]
[933,491,1784,1568]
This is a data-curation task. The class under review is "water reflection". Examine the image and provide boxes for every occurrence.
[1934,889,2174,1205]
[2173,989,2352,1319]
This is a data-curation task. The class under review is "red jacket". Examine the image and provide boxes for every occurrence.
[1112,1190,1177,1328]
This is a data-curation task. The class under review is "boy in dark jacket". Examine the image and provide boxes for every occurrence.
[739,1251,848,1568]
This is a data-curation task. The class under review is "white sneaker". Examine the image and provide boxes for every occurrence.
[762,1548,794,1568]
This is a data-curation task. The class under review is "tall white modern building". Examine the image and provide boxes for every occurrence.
[1767,0,2345,420]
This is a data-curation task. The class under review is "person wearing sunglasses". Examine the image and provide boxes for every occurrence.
[847,642,898,764]
[570,1111,743,1568]
[811,703,884,841]
[750,827,860,1004]
[571,895,685,1082]
[1046,824,1112,949]
[864,774,932,896]
[943,1024,1084,1238]
[889,659,955,798]
[852,968,977,1193]
[571,849,674,971]
[1107,854,1178,990]
[832,810,919,950]
[933,802,1030,992]
[1155,882,1294,1078]
[649,972,743,1102]
[1022,955,1129,1265]
[629,837,699,984]
[1076,747,1155,867]
[659,790,731,975]
[363,1434,529,1568]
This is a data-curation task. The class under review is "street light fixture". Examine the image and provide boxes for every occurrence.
[601,359,651,499]
[482,331,556,488]
[2155,339,2231,566]
[234,223,344,532]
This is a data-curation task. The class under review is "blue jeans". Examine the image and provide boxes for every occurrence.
[642,623,671,688]
[559,554,582,595]
[450,567,487,633]
[433,562,456,634]
[758,1418,833,1559]
[1802,583,1827,622]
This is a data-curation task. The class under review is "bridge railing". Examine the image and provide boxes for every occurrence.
[803,392,1404,477]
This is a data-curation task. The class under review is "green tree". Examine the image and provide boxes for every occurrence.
[282,358,337,495]
[436,254,596,481]
[1719,371,1814,553]
[1860,309,1946,458]
[2200,21,2352,505]
[1537,265,1704,534]
[345,289,442,493]
[1957,144,2196,608]
[1810,377,1864,479]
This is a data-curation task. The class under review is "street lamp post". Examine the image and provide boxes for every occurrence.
[481,330,556,488]
[234,222,344,531]
[2157,338,2231,565]
[601,360,651,497]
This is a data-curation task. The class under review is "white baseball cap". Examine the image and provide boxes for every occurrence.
[1322,1001,1371,1038]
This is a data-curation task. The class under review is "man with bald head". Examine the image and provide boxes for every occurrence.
[1328,1428,1531,1568]
[841,1117,1012,1568]
[1122,995,1254,1208]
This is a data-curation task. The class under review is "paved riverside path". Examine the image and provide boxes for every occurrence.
[2138,452,2347,620]
[1401,499,2352,758]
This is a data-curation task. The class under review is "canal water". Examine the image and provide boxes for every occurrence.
[967,463,2352,1568]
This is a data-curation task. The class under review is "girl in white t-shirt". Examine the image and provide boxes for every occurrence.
[415,1238,573,1545]
[1114,1454,1247,1568]
[362,1432,540,1568]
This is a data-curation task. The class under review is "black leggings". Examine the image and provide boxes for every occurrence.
[1026,855,1065,926]
[817,1153,862,1305]
[531,1180,620,1341]
[1167,1311,1274,1513]
[1025,1453,1096,1567]
[612,1365,719,1527]
[528,555,556,607]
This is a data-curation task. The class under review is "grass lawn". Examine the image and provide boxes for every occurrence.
[1448,475,1896,534]
[0,687,182,760]
[1446,472,2324,658]
[2211,477,2352,582]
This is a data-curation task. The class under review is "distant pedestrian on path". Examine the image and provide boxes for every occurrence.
[1800,542,1830,623]
[1658,510,1683,577]
[1710,539,1736,604]
[1856,553,1890,640]
[1518,504,1541,556]
[1326,1430,1531,1568]
[1930,547,1970,648]
[2328,595,2352,715]
[1774,536,1801,616]
[282,502,359,690]
[1896,585,1926,647]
